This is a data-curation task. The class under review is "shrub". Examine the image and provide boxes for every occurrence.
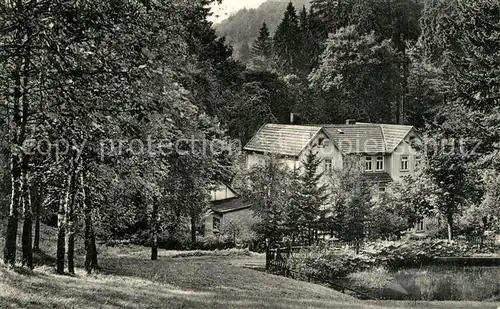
[288,247,373,281]
[362,239,498,269]
[287,239,500,281]
[194,235,235,250]
[346,267,402,299]
[169,248,252,258]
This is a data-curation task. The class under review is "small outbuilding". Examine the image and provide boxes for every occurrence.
[204,183,255,237]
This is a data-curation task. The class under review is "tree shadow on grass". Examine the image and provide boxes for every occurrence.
[1,266,214,309]
[96,255,365,308]
[3,263,495,309]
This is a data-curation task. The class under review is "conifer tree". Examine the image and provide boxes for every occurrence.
[294,147,328,245]
[328,156,372,248]
[299,5,308,30]
[243,155,293,245]
[273,2,300,71]
[251,22,273,59]
[296,6,317,76]
[285,167,302,243]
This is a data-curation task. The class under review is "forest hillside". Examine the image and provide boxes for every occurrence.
[215,0,311,61]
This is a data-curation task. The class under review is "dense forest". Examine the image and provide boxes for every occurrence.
[1,0,500,274]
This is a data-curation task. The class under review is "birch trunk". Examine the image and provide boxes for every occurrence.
[81,170,98,274]
[4,154,21,267]
[57,156,76,274]
[4,1,32,267]
[151,201,159,261]
[33,195,40,252]
[3,43,23,267]
[21,157,33,269]
[56,194,66,274]
[446,213,454,242]
[19,12,33,269]
[190,213,197,246]
[66,156,78,275]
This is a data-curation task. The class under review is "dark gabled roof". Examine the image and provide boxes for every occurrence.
[323,123,414,154]
[362,172,393,184]
[244,124,322,157]
[377,123,415,153]
[323,124,386,154]
[244,123,415,156]
[210,197,251,214]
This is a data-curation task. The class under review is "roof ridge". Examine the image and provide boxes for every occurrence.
[243,123,267,152]
[243,122,416,157]
[380,125,387,153]
[296,127,323,157]
[266,123,322,128]
[384,125,415,153]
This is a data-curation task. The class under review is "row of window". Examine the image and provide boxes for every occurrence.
[324,156,410,172]
[365,156,384,172]
[407,219,425,232]
[365,155,410,172]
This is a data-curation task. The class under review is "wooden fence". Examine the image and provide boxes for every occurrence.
[265,245,377,300]
[266,246,306,276]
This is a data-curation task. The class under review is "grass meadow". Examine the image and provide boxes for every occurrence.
[1,222,499,309]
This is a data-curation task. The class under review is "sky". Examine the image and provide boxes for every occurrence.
[210,0,268,23]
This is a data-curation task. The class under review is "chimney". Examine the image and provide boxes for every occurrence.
[290,113,302,125]
[346,119,356,125]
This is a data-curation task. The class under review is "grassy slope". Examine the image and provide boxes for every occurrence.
[0,223,498,309]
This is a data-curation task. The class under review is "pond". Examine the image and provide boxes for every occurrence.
[348,266,500,301]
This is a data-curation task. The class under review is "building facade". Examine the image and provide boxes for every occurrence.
[244,122,419,188]
[205,121,426,237]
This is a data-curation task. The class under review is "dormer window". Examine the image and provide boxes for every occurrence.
[365,156,373,172]
[376,156,384,171]
[400,156,409,171]
[324,158,333,173]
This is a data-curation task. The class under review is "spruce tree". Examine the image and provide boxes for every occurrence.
[273,2,300,71]
[295,147,328,245]
[328,156,372,248]
[251,22,273,58]
[284,167,301,244]
[307,5,329,67]
[296,6,316,76]
[299,5,308,30]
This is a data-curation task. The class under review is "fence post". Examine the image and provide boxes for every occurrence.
[276,247,281,273]
[265,246,270,270]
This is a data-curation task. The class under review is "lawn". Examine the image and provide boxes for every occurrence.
[0,224,499,309]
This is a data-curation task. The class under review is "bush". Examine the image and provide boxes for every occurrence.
[363,239,498,269]
[194,235,235,250]
[287,239,500,281]
[169,248,252,258]
[347,267,399,299]
[288,247,374,281]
